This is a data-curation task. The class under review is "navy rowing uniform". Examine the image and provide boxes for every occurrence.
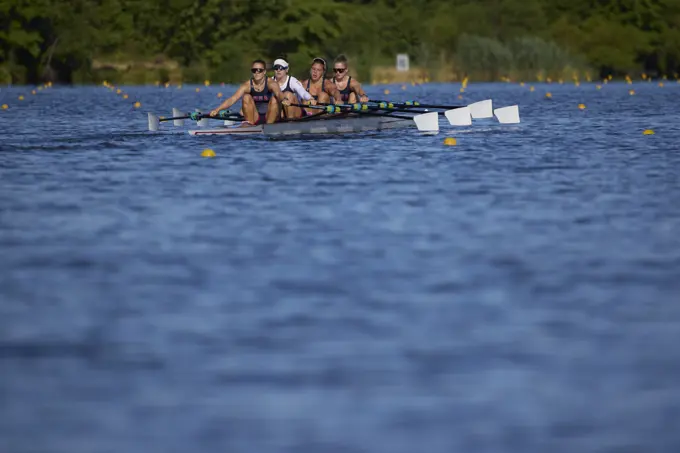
[334,76,352,102]
[249,79,272,124]
[305,79,324,101]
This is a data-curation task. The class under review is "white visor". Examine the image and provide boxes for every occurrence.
[273,58,289,69]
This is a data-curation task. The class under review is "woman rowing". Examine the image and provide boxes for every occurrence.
[271,58,316,119]
[299,57,343,115]
[208,59,287,124]
[332,54,369,104]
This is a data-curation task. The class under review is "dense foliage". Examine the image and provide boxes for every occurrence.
[2,0,680,84]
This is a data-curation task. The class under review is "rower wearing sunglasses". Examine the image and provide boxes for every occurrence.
[271,58,316,119]
[208,59,287,124]
[332,54,369,104]
[300,57,343,115]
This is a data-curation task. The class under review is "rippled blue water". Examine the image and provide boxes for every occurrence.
[1,81,680,453]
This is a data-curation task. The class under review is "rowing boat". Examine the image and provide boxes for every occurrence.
[188,114,414,136]
[147,99,520,136]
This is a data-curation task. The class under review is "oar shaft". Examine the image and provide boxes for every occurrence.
[370,100,465,109]
[159,113,242,122]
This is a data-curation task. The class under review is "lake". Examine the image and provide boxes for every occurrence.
[1,80,679,452]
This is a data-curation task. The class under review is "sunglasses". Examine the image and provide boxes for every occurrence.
[251,68,265,73]
[334,68,347,73]
[273,65,288,71]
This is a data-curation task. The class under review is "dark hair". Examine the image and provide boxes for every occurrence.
[333,54,348,66]
[312,57,327,70]
[251,59,266,67]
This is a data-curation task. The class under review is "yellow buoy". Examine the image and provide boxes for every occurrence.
[201,148,216,157]
[596,85,602,90]
[643,129,655,135]
[122,94,128,99]
[658,82,664,87]
[116,89,122,94]
[545,92,552,98]
[443,137,457,146]
[164,82,170,88]
[383,89,390,95]
[558,79,564,84]
[217,92,223,98]
[459,87,465,93]
[155,80,160,86]
[629,89,635,95]
[401,85,406,90]
[520,82,525,87]
[204,80,210,86]
[38,86,43,90]
[574,81,580,87]
[31,90,36,95]
[177,84,182,89]
[1,104,8,109]
[578,103,586,110]
[195,87,200,93]
[18,95,24,100]
[133,101,141,108]
[529,86,535,92]
[546,77,552,83]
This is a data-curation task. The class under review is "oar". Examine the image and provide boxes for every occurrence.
[369,100,465,109]
[313,102,473,126]
[289,103,439,133]
[147,109,243,131]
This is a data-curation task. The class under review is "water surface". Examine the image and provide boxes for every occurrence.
[1,81,679,452]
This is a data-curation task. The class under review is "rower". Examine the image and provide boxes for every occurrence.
[271,58,315,119]
[332,54,369,104]
[300,57,343,115]
[208,59,287,124]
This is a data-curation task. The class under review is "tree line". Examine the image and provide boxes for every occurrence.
[2,0,680,84]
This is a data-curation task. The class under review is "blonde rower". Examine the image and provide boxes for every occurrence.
[332,55,369,104]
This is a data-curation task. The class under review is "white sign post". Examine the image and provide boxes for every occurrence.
[396,54,409,72]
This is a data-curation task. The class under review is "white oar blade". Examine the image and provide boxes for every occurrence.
[468,99,493,119]
[148,112,160,131]
[224,120,237,126]
[413,111,439,133]
[445,106,472,126]
[198,118,210,127]
[494,105,520,124]
[172,108,184,126]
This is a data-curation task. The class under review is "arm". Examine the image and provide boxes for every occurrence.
[324,79,344,104]
[267,79,288,105]
[209,82,248,116]
[290,77,315,104]
[349,79,369,103]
